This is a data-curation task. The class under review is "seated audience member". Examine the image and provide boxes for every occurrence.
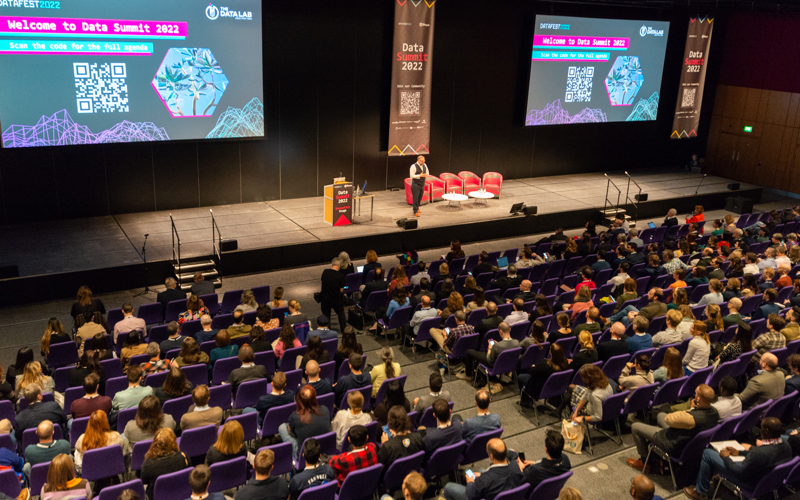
[289,438,336,500]
[278,385,331,459]
[111,365,153,415]
[284,300,308,328]
[123,395,176,445]
[475,302,504,337]
[631,475,657,500]
[156,278,186,314]
[141,428,190,500]
[408,294,438,339]
[464,322,520,394]
[573,307,602,337]
[684,417,791,500]
[605,288,667,327]
[235,449,289,500]
[227,345,268,397]
[775,264,793,289]
[652,310,684,347]
[74,409,128,474]
[67,350,103,390]
[208,330,239,369]
[172,337,210,368]
[120,331,149,369]
[713,376,742,421]
[206,420,247,466]
[333,353,372,406]
[722,297,745,329]
[443,438,522,500]
[248,326,272,353]
[359,266,390,309]
[188,464,226,500]
[75,311,106,356]
[178,294,209,324]
[751,288,781,320]
[254,305,280,333]
[627,316,653,354]
[70,373,111,420]
[561,287,592,324]
[23,420,71,479]
[518,429,571,490]
[717,323,753,364]
[571,364,614,425]
[519,344,569,406]
[41,454,91,500]
[234,290,258,314]
[370,347,401,398]
[328,424,378,486]
[190,271,215,297]
[413,372,452,412]
[461,389,501,444]
[782,307,800,341]
[253,371,296,424]
[334,327,363,375]
[158,321,185,357]
[16,383,66,443]
[304,360,332,396]
[299,335,330,374]
[225,310,253,339]
[540,315,567,346]
[154,366,192,406]
[409,261,429,287]
[180,384,223,431]
[695,279,724,306]
[268,286,287,310]
[619,354,654,392]
[431,310,474,356]
[489,264,522,296]
[758,268,776,291]
[139,343,169,382]
[307,315,337,343]
[421,399,463,455]
[378,406,424,465]
[195,314,218,345]
[737,352,785,408]
[274,323,302,360]
[684,321,711,375]
[752,314,787,363]
[786,354,800,395]
[570,331,599,374]
[597,322,629,363]
[410,278,437,310]
[332,391,373,450]
[628,384,719,472]
[372,381,412,428]
[113,303,146,342]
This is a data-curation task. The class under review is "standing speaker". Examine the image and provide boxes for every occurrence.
[396,218,418,230]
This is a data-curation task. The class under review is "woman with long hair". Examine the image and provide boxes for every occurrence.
[335,326,363,374]
[75,311,107,356]
[705,304,724,333]
[577,232,593,258]
[727,256,744,278]
[530,294,553,322]
[278,385,331,459]
[70,285,106,331]
[206,420,247,466]
[155,366,192,405]
[466,287,486,312]
[268,286,286,310]
[74,410,129,473]
[668,287,689,311]
[520,344,569,403]
[172,337,209,368]
[41,454,91,500]
[741,274,759,297]
[68,350,105,391]
[684,321,711,375]
[0,364,16,403]
[249,325,273,353]
[571,364,613,423]
[40,318,70,361]
[562,238,580,261]
[790,245,800,265]
[445,240,465,262]
[16,360,55,394]
[436,278,455,304]
[462,275,479,297]
[522,320,548,350]
[717,323,753,364]
[274,323,302,360]
[284,300,307,327]
[121,330,147,368]
[91,331,113,361]
[234,289,258,313]
[178,295,210,323]
[124,395,176,445]
[568,285,593,322]
[362,250,380,285]
[141,428,190,500]
[209,330,238,369]
[337,251,355,278]
[299,335,330,373]
[7,347,35,385]
[677,304,696,338]
[387,265,409,297]
[554,313,571,336]
[723,278,742,302]
[570,331,598,373]
[653,347,684,382]
[370,347,401,397]
[371,380,411,427]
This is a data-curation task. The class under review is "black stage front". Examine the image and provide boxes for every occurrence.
[0,169,762,306]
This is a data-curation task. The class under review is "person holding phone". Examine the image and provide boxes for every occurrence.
[409,155,429,217]
[442,438,522,500]
[517,429,571,490]
[377,406,423,465]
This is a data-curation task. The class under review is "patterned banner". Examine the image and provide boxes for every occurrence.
[388,0,435,156]
[671,17,714,139]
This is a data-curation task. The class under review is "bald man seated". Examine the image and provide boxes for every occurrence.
[506,280,536,304]
[443,438,522,500]
[304,360,332,396]
[736,352,785,409]
[630,475,661,500]
[23,420,71,478]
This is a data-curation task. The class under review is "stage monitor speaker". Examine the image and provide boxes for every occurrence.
[220,239,238,252]
[725,196,754,214]
[635,193,648,202]
[727,183,740,191]
[396,218,418,230]
[0,265,19,279]
[523,206,538,216]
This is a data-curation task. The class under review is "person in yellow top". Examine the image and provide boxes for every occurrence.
[369,347,401,397]
[782,307,800,342]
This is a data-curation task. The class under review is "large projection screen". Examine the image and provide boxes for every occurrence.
[0,0,263,148]
[525,15,669,126]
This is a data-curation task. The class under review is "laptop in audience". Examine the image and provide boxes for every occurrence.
[357,265,364,273]
[497,256,509,270]
[647,222,656,229]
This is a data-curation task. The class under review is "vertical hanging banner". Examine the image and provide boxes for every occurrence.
[388,0,436,156]
[671,17,714,139]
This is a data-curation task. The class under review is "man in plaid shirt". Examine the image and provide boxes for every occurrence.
[751,314,787,363]
[662,250,689,275]
[431,310,474,354]
[138,342,169,383]
[328,424,377,486]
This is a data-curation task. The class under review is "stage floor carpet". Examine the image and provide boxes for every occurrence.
[0,168,761,278]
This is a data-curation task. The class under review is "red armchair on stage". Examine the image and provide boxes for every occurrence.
[439,173,464,194]
[482,172,503,198]
[404,176,445,205]
[458,171,481,193]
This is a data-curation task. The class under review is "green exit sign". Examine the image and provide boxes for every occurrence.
[743,125,753,133]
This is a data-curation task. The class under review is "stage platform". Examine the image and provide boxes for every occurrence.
[0,168,763,306]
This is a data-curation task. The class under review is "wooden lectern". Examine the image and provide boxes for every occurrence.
[324,179,353,226]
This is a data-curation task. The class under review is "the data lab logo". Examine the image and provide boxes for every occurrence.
[640,24,664,37]
[206,3,220,20]
[640,24,647,36]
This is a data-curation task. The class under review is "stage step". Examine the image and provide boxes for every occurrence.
[180,277,221,292]
[177,270,219,282]
[174,259,216,272]
[600,208,626,216]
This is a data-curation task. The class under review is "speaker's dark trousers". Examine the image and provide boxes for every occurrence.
[411,182,424,213]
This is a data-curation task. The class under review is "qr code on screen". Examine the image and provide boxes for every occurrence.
[400,91,421,115]
[681,88,697,108]
[565,66,594,103]
[74,63,129,114]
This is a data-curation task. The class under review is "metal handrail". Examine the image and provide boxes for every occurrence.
[623,171,643,224]
[210,209,222,286]
[603,174,622,225]
[170,214,181,287]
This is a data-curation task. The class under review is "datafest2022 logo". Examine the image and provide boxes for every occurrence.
[205,3,252,21]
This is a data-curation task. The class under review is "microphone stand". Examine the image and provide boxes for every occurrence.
[693,174,707,202]
[134,234,154,297]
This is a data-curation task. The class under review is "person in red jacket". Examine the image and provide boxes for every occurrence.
[687,205,705,234]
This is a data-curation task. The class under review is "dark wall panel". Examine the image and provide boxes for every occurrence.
[0,149,58,223]
[198,141,241,206]
[152,142,199,211]
[104,144,155,214]
[53,146,108,219]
